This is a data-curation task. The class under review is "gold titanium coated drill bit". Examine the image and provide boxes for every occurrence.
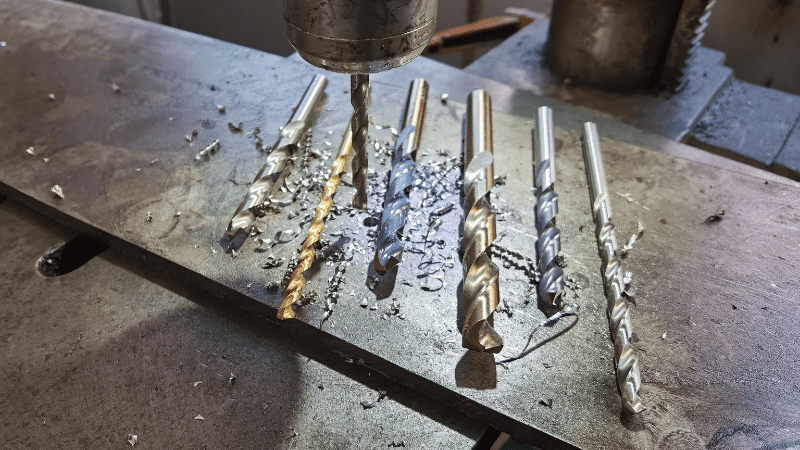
[533,106,566,310]
[461,90,503,353]
[350,74,370,210]
[581,122,645,414]
[278,119,354,320]
[374,78,429,274]
[226,74,327,238]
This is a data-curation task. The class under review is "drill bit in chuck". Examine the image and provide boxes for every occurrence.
[226,74,327,239]
[581,122,645,414]
[533,106,565,310]
[374,79,429,274]
[278,120,354,320]
[350,74,370,210]
[461,90,503,354]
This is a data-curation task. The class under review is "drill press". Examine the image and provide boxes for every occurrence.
[283,0,438,209]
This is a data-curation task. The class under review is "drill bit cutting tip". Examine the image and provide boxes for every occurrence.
[226,74,327,239]
[279,120,354,320]
[581,122,645,414]
[461,90,503,354]
[374,78,429,274]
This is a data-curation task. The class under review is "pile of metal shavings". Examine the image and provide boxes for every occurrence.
[491,240,539,284]
[320,263,347,326]
[392,155,463,292]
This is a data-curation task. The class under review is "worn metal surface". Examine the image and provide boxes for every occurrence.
[2,1,800,449]
[465,19,733,142]
[0,197,483,449]
[774,118,800,181]
[283,0,437,73]
[689,79,800,171]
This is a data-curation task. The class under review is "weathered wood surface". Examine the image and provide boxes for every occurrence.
[2,1,800,448]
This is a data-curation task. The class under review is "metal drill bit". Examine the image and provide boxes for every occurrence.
[374,78,429,274]
[533,106,565,310]
[226,74,327,238]
[461,90,503,354]
[278,119,353,320]
[581,122,645,414]
[350,74,370,210]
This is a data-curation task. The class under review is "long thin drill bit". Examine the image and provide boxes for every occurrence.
[461,90,503,354]
[226,74,327,238]
[581,122,645,414]
[350,74,370,210]
[533,106,565,310]
[278,120,353,320]
[374,78,429,274]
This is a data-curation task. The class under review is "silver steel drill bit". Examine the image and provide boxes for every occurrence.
[374,78,428,274]
[461,90,503,354]
[226,74,327,238]
[533,106,565,310]
[581,122,645,414]
[350,74,370,210]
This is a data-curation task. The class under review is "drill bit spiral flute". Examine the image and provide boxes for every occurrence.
[581,122,645,414]
[374,78,429,274]
[461,90,503,353]
[532,106,565,310]
[350,74,370,209]
[226,74,327,238]
[278,121,354,320]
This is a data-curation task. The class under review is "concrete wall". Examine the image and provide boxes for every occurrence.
[703,0,800,95]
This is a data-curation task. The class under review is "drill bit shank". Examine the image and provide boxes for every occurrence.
[226,74,327,238]
[350,74,370,210]
[581,122,644,414]
[461,90,503,354]
[374,79,429,274]
[533,106,565,309]
[279,120,354,320]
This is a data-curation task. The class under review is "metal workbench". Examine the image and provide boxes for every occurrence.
[2,1,799,449]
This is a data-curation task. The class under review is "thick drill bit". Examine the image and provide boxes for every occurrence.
[461,90,503,354]
[374,78,429,274]
[278,120,353,320]
[581,122,645,414]
[226,74,327,238]
[350,74,370,210]
[533,106,565,310]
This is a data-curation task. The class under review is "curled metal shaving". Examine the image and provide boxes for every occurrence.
[533,106,565,309]
[226,74,327,238]
[581,122,645,414]
[278,120,353,320]
[461,90,503,354]
[374,125,417,274]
